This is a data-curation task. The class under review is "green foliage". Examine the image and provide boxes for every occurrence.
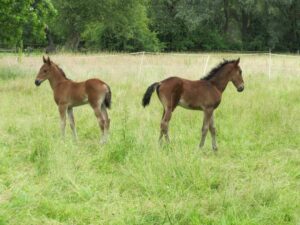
[0,0,56,48]
[148,0,300,51]
[0,0,28,47]
[99,0,159,51]
[0,0,299,51]
[50,0,94,49]
[50,0,160,51]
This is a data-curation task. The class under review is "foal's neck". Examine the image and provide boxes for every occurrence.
[48,66,69,90]
[210,65,232,93]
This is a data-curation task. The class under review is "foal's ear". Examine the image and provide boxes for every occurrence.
[43,56,47,63]
[235,58,240,66]
[46,56,51,65]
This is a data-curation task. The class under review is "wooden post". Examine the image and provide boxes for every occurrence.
[138,51,145,78]
[203,55,210,76]
[17,40,23,63]
[268,49,272,79]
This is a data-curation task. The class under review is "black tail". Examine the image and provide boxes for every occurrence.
[142,82,159,107]
[104,85,111,109]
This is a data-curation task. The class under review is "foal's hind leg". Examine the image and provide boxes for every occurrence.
[90,98,107,144]
[67,107,78,141]
[209,114,218,151]
[101,104,110,139]
[159,109,165,141]
[199,108,213,149]
[92,105,107,144]
[159,91,180,143]
[160,107,172,142]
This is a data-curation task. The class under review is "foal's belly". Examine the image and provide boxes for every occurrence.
[178,98,203,110]
[70,96,89,107]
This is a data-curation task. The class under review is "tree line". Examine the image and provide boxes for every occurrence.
[1,0,299,52]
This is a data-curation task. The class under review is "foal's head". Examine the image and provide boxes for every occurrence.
[202,58,244,92]
[228,58,244,92]
[35,56,55,86]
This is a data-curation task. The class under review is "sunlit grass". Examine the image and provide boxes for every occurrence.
[0,53,299,224]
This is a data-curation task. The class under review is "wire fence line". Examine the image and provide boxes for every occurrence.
[131,51,300,79]
[1,49,299,79]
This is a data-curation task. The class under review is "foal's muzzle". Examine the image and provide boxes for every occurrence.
[237,85,244,92]
[35,80,42,86]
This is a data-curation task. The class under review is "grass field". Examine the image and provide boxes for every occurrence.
[0,53,299,225]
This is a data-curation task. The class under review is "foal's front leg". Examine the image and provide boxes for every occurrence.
[58,104,68,138]
[67,107,78,141]
[199,108,213,149]
[209,114,218,151]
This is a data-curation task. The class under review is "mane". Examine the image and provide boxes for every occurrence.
[54,64,70,80]
[201,59,236,80]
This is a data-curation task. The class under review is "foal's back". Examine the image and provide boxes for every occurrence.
[54,78,110,108]
[157,76,221,110]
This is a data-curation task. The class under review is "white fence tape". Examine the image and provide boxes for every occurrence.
[203,55,210,76]
[130,51,300,79]
[3,50,299,79]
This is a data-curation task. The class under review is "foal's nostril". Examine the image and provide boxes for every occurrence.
[237,86,244,92]
[35,80,41,86]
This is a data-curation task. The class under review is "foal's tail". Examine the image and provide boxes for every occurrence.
[104,85,112,109]
[142,82,160,107]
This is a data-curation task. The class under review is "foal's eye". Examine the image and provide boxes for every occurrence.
[43,69,47,73]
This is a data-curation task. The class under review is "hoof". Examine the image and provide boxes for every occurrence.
[100,139,107,145]
[212,146,218,151]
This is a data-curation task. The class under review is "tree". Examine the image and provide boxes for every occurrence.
[149,0,226,51]
[51,0,160,51]
[50,0,93,49]
[0,0,56,48]
[1,0,298,52]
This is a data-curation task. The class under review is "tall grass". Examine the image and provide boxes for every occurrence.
[0,53,299,224]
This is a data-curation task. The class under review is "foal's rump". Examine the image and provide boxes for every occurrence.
[85,79,111,109]
[142,77,184,108]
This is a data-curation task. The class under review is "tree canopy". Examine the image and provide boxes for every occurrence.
[0,0,299,52]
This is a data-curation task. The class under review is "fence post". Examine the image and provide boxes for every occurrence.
[138,51,145,78]
[17,40,23,63]
[203,55,210,76]
[268,49,272,79]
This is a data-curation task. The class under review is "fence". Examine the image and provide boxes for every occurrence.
[0,50,299,80]
[130,51,300,79]
[0,48,16,53]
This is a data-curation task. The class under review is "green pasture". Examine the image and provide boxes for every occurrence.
[0,54,299,225]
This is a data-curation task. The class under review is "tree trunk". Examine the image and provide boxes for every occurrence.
[66,33,81,50]
[223,0,229,34]
[241,10,249,43]
[45,26,55,53]
[289,0,300,51]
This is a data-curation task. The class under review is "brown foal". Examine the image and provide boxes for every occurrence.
[35,56,111,144]
[142,58,244,151]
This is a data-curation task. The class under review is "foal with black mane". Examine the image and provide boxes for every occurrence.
[142,58,244,151]
[35,56,111,144]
